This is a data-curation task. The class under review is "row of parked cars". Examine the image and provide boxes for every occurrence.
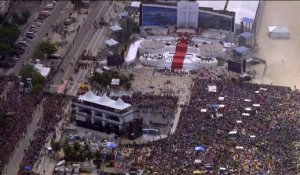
[0,1,57,69]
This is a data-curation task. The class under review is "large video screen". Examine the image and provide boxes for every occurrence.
[141,5,177,27]
[228,60,242,73]
[107,55,124,66]
[198,11,234,31]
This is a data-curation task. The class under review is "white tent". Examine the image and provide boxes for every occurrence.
[268,26,289,39]
[109,24,122,32]
[78,91,131,110]
[130,1,141,8]
[105,39,118,47]
[34,63,51,77]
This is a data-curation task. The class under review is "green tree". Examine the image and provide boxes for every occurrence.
[124,81,132,90]
[0,24,20,46]
[21,11,30,22]
[83,144,93,160]
[52,141,61,152]
[118,18,139,45]
[32,41,58,59]
[19,64,45,87]
[73,141,81,152]
[94,150,101,159]
[0,43,11,56]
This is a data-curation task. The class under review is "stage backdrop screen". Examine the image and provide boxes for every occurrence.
[141,4,177,27]
[228,60,242,73]
[198,11,234,31]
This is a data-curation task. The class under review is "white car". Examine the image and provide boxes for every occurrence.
[68,27,75,32]
[44,3,54,10]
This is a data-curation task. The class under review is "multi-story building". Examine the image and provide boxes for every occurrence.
[72,91,135,135]
[0,0,12,17]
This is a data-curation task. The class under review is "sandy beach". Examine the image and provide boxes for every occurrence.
[255,1,300,88]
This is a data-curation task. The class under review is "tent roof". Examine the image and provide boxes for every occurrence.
[34,63,51,77]
[105,39,118,47]
[239,32,253,38]
[111,78,120,85]
[268,26,289,33]
[235,46,250,54]
[78,90,100,101]
[110,24,122,32]
[78,91,131,110]
[130,1,141,8]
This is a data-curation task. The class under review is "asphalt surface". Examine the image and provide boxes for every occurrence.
[0,0,69,76]
[51,1,111,84]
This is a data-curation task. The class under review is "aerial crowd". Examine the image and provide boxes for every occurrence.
[118,78,299,175]
[0,76,43,174]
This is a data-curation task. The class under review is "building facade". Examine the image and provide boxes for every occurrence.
[72,91,134,135]
[0,0,12,17]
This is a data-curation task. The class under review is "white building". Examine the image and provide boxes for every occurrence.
[0,0,11,16]
[72,91,134,132]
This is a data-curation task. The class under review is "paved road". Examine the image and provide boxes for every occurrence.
[0,1,70,76]
[51,1,111,84]
[2,99,45,175]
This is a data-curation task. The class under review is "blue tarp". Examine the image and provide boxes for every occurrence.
[106,142,117,149]
[211,103,218,111]
[235,46,250,55]
[24,165,32,171]
[195,146,206,152]
[239,32,253,39]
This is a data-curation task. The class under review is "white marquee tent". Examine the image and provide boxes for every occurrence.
[78,91,131,110]
[109,24,122,32]
[105,39,118,47]
[268,26,289,39]
[34,63,51,77]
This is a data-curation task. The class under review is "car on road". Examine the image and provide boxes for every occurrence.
[68,27,75,32]
[0,59,15,68]
[31,24,39,29]
[18,40,28,46]
[12,44,24,49]
[35,18,44,23]
[7,57,17,63]
[44,3,54,10]
[11,56,19,61]
[29,27,38,33]
[34,21,42,27]
[26,33,35,39]
[10,50,21,57]
[13,49,24,54]
[48,53,62,59]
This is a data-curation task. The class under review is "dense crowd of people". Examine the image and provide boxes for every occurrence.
[118,78,299,174]
[132,93,178,119]
[0,77,43,174]
[18,94,69,174]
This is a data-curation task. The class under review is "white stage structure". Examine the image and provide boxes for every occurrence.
[177,1,199,29]
[125,39,143,64]
[268,26,289,39]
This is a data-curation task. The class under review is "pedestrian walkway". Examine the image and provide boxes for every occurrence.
[3,99,44,175]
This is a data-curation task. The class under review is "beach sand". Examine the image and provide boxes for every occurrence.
[255,1,300,88]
